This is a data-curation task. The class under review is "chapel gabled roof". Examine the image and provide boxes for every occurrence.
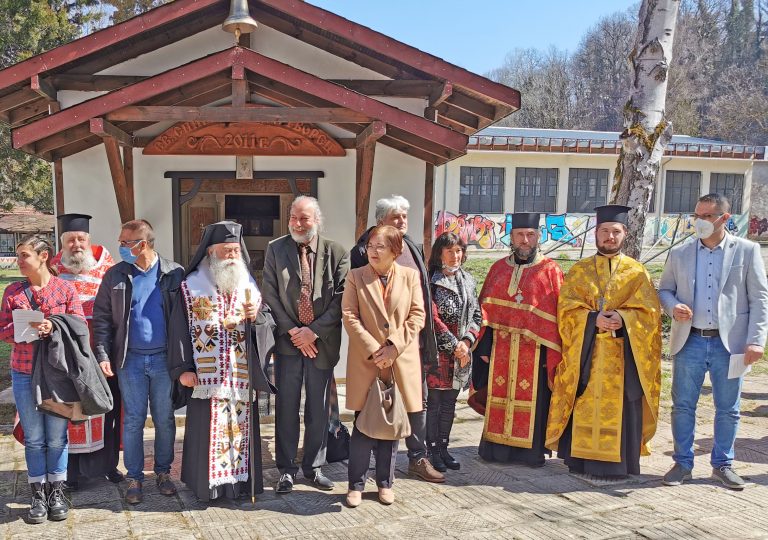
[0,0,520,164]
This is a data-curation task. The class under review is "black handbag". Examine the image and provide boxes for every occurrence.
[326,376,350,463]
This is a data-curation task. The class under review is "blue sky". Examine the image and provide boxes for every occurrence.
[309,1,639,75]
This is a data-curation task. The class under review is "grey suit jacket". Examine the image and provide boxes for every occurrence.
[658,234,768,356]
[261,234,350,370]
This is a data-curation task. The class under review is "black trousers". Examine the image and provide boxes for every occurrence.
[404,375,428,460]
[347,412,399,490]
[274,354,333,477]
[426,388,460,445]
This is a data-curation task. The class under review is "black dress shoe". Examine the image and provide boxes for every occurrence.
[275,473,294,494]
[105,468,125,483]
[309,471,334,491]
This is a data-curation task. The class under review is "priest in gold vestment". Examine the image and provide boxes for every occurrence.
[472,212,564,466]
[546,205,661,477]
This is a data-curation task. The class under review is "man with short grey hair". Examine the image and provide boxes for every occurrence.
[351,194,444,483]
[262,196,349,494]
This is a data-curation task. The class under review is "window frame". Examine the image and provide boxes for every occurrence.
[514,167,558,213]
[459,166,505,214]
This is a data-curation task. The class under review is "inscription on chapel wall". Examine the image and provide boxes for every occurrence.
[143,122,346,156]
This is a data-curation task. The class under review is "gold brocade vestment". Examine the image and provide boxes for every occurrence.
[546,254,662,463]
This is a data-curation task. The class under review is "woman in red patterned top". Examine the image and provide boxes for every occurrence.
[0,235,84,524]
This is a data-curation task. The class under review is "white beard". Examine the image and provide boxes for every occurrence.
[289,224,318,245]
[209,254,249,294]
[60,249,97,274]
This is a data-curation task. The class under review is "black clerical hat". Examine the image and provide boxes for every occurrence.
[595,205,630,226]
[185,220,249,277]
[510,212,541,229]
[57,213,92,234]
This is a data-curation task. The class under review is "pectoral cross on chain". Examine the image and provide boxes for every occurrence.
[515,290,524,303]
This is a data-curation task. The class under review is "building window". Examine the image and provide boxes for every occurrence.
[514,168,558,213]
[710,173,744,214]
[459,166,504,214]
[664,170,701,213]
[567,168,609,212]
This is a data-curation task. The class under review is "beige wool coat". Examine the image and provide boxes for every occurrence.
[342,263,426,413]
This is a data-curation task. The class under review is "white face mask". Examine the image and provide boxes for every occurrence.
[442,263,461,273]
[694,218,715,240]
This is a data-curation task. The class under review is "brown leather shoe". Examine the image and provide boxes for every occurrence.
[378,487,395,505]
[408,457,445,483]
[125,479,142,505]
[156,473,177,496]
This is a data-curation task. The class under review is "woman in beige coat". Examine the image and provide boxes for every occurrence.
[342,225,425,508]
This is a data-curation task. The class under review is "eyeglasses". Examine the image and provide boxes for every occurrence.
[118,239,144,247]
[366,244,389,253]
[693,213,723,221]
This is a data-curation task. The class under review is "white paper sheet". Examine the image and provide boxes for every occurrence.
[728,353,752,379]
[12,310,44,343]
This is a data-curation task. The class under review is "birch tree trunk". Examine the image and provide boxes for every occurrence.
[611,0,680,260]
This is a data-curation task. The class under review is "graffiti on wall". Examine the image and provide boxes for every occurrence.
[434,210,747,251]
[434,211,498,249]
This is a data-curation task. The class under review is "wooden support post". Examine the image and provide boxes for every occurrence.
[54,159,65,215]
[232,65,248,107]
[90,118,134,147]
[102,137,135,223]
[355,121,386,239]
[423,163,435,259]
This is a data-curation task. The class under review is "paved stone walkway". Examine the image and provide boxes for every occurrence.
[3,361,768,539]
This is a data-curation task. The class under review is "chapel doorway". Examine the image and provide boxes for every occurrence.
[169,172,321,283]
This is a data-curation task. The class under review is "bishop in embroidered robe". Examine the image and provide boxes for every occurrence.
[472,212,564,466]
[169,221,276,502]
[546,205,661,477]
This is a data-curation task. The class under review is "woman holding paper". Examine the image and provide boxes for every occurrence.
[0,235,84,524]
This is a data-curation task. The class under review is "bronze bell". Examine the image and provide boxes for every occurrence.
[222,0,258,41]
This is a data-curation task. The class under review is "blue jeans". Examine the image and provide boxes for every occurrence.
[118,351,176,482]
[671,334,742,469]
[12,370,69,484]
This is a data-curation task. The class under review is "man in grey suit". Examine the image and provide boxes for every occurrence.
[659,193,768,490]
[262,196,350,494]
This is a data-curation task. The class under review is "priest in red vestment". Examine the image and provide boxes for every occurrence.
[51,214,123,489]
[472,212,564,466]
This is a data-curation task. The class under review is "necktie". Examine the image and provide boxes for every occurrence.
[298,244,314,325]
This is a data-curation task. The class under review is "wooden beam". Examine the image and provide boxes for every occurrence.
[102,137,134,223]
[255,0,521,110]
[355,124,382,239]
[429,82,452,108]
[0,87,39,114]
[12,47,237,149]
[423,163,435,259]
[356,120,386,147]
[54,159,64,215]
[326,79,443,97]
[105,106,371,123]
[238,48,468,153]
[31,75,57,101]
[8,99,49,126]
[90,118,133,147]
[0,0,222,90]
[232,65,248,107]
[446,92,497,120]
[47,74,148,91]
[123,147,134,222]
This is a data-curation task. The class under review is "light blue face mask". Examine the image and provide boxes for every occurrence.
[119,245,139,264]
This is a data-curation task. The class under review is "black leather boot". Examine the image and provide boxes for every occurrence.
[28,483,47,524]
[47,481,70,521]
[427,442,447,473]
[440,439,460,470]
